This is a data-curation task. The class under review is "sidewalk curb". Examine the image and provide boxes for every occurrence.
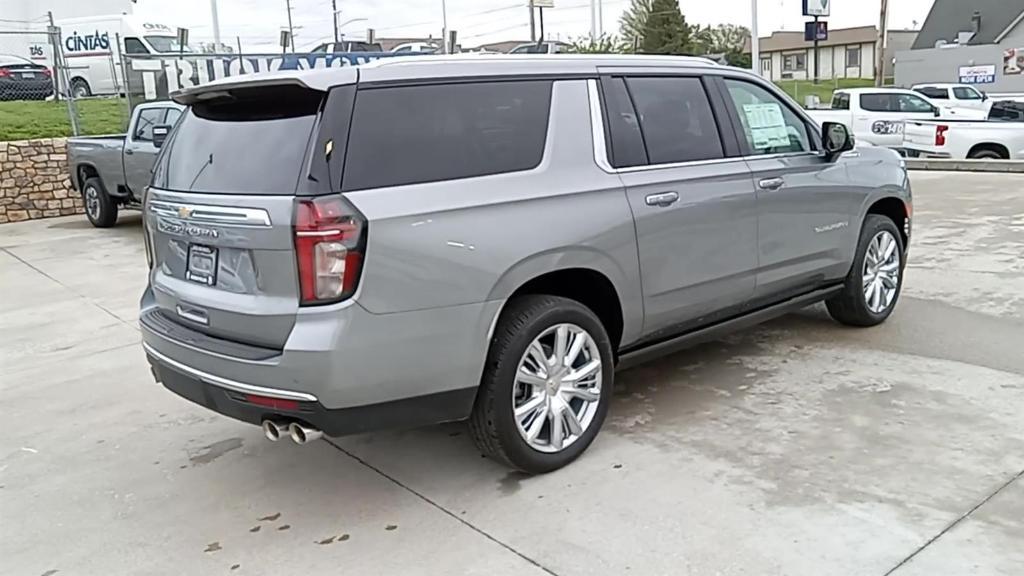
[905,158,1024,173]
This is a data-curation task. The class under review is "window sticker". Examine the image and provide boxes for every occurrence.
[742,103,791,149]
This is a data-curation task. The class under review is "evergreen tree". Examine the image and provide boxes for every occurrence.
[640,0,691,55]
[619,0,653,50]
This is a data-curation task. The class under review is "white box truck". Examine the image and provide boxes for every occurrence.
[56,15,188,97]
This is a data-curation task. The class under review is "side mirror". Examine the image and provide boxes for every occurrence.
[152,124,171,148]
[933,106,941,117]
[982,91,989,101]
[822,122,854,160]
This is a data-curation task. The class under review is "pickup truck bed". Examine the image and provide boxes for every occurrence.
[903,102,1024,160]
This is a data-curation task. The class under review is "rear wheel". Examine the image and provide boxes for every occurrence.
[70,77,91,98]
[968,148,1005,160]
[826,214,904,326]
[82,176,117,228]
[470,295,613,474]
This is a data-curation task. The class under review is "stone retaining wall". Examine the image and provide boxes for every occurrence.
[0,138,81,224]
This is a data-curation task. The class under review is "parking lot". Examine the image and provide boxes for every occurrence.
[2,171,1022,575]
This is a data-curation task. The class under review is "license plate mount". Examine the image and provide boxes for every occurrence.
[186,244,218,286]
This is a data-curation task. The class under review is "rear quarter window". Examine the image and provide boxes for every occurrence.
[341,80,553,191]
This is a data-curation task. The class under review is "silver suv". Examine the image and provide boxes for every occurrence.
[141,55,911,473]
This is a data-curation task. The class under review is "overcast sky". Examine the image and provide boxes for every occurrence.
[134,0,936,50]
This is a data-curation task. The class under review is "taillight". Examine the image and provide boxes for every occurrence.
[935,125,949,146]
[294,195,366,305]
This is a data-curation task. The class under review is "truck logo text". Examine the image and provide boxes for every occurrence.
[65,30,110,53]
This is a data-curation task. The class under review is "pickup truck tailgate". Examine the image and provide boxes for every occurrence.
[903,121,943,153]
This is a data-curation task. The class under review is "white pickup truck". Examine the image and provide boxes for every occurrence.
[903,101,1024,160]
[807,88,987,149]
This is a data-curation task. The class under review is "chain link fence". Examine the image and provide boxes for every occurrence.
[0,27,129,141]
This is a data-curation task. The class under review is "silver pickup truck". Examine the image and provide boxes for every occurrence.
[68,101,184,227]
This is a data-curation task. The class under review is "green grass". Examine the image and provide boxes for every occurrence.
[0,98,127,141]
[775,78,877,106]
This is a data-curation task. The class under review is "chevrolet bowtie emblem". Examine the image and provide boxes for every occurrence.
[177,206,193,219]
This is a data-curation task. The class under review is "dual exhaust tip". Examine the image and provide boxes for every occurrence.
[262,420,323,445]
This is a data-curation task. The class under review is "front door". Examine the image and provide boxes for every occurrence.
[610,75,758,338]
[123,106,181,200]
[718,77,858,302]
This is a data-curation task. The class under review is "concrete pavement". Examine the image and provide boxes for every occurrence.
[1,172,1021,575]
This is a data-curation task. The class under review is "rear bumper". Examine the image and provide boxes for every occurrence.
[147,351,477,436]
[140,286,501,435]
[902,148,951,159]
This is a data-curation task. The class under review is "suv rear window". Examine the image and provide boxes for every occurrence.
[153,86,321,195]
[342,81,552,191]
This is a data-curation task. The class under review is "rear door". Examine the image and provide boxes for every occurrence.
[717,76,857,300]
[601,74,758,337]
[145,85,327,349]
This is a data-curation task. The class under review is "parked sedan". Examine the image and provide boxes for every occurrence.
[0,54,54,101]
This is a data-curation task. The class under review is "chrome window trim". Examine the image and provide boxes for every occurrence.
[586,79,817,175]
[148,199,272,228]
[143,342,319,402]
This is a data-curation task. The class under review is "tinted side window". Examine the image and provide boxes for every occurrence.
[916,87,948,99]
[625,77,723,164]
[832,92,850,110]
[123,37,149,55]
[860,93,896,112]
[723,79,810,154]
[953,87,982,100]
[897,94,935,113]
[600,77,647,168]
[343,81,552,191]
[134,108,165,141]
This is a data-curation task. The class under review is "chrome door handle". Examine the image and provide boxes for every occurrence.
[645,191,679,207]
[758,177,784,191]
[124,148,134,155]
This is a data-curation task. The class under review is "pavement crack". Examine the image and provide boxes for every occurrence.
[324,439,561,576]
[883,466,1024,575]
[1,247,137,330]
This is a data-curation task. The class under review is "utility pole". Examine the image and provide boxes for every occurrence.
[332,0,339,42]
[441,0,449,54]
[812,15,820,84]
[597,0,603,37]
[751,0,760,75]
[285,0,295,52]
[590,0,597,41]
[210,0,221,50]
[875,0,889,87]
[529,0,536,43]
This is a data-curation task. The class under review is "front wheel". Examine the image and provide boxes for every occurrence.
[82,176,117,228]
[826,214,905,326]
[470,295,614,474]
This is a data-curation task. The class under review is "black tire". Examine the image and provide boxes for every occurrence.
[968,149,1005,160]
[70,77,91,98]
[826,214,905,327]
[470,295,614,474]
[82,176,117,228]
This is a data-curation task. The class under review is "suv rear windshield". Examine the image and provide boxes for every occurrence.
[153,86,321,194]
[341,80,553,191]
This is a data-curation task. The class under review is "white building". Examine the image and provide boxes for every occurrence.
[744,26,919,83]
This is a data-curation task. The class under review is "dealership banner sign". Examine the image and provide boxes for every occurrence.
[958,64,996,84]
[125,52,402,101]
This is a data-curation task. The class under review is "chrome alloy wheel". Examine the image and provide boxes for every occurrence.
[862,230,901,314]
[512,323,603,453]
[84,185,101,221]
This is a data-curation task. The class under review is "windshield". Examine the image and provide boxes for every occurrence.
[145,36,193,53]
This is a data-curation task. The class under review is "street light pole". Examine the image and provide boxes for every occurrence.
[332,0,339,42]
[210,0,221,50]
[285,0,295,52]
[440,0,449,54]
[590,0,597,41]
[751,0,760,75]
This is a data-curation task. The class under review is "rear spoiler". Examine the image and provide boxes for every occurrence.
[172,68,357,105]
